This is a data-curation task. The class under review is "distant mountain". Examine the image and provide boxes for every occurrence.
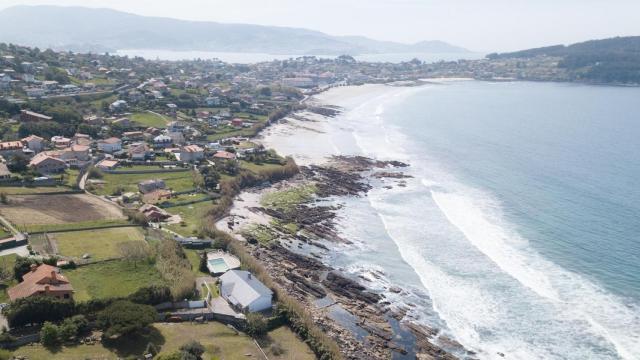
[488,36,640,84]
[0,5,470,55]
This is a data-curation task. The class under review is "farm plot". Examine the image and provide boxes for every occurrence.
[52,227,146,261]
[0,193,125,232]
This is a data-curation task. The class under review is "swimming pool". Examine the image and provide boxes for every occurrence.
[208,258,229,274]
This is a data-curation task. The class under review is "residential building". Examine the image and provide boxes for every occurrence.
[138,203,171,222]
[51,136,71,149]
[8,264,73,301]
[122,131,144,141]
[20,110,52,122]
[128,143,152,161]
[231,118,244,128]
[97,137,122,153]
[213,150,237,164]
[153,134,173,148]
[29,153,67,174]
[178,144,204,163]
[96,159,119,171]
[109,99,128,112]
[21,135,44,152]
[0,141,25,158]
[219,270,273,312]
[167,121,187,133]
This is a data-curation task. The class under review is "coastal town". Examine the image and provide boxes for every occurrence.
[0,38,621,360]
[0,42,487,360]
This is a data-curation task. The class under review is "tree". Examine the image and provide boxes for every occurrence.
[4,296,75,327]
[117,241,150,268]
[198,252,208,273]
[69,314,89,335]
[8,153,29,173]
[40,322,60,347]
[58,318,78,341]
[180,341,205,360]
[245,313,267,337]
[13,256,36,281]
[97,300,157,339]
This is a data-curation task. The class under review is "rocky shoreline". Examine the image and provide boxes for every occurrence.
[221,155,474,359]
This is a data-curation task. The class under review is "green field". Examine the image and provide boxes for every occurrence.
[165,201,213,236]
[24,219,132,234]
[239,160,287,174]
[130,112,170,128]
[53,227,146,260]
[65,260,165,301]
[11,323,312,360]
[92,171,195,196]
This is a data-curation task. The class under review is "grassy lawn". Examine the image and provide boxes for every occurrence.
[53,227,145,261]
[65,260,165,301]
[240,160,286,174]
[63,169,80,188]
[9,323,313,360]
[130,112,170,128]
[165,201,213,236]
[184,249,209,277]
[92,171,195,196]
[25,219,132,234]
[262,326,316,360]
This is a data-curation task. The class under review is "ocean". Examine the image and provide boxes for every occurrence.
[263,81,640,359]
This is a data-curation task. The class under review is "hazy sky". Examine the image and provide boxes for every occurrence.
[1,0,639,52]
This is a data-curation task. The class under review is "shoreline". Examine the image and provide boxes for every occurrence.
[217,83,472,359]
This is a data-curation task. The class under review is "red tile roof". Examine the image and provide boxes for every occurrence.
[8,264,73,301]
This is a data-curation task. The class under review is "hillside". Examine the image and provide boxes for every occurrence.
[0,5,469,55]
[487,36,640,83]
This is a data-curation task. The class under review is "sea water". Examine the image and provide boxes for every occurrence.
[318,81,640,359]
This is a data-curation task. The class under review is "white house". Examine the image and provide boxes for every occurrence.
[178,144,204,163]
[97,137,122,153]
[219,270,273,313]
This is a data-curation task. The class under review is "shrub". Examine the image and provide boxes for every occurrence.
[245,313,267,337]
[5,296,75,327]
[40,322,60,347]
[180,340,205,359]
[58,319,78,342]
[128,285,172,305]
[270,342,285,356]
[97,300,157,339]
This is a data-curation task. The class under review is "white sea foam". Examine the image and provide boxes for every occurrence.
[344,86,640,359]
[265,83,640,359]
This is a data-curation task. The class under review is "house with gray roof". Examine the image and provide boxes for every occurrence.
[219,270,273,313]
